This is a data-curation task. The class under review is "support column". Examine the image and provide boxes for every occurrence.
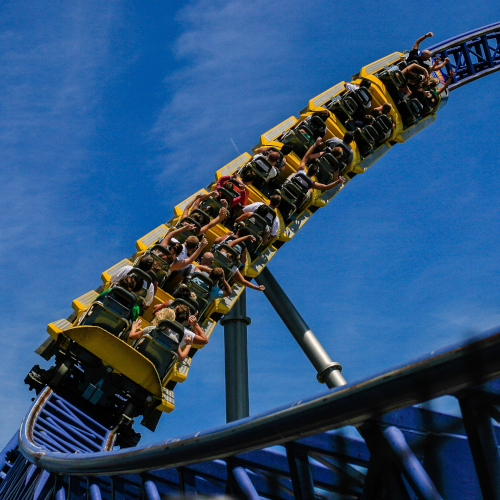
[221,289,251,423]
[286,443,315,500]
[381,426,443,500]
[256,266,443,498]
[255,267,346,388]
[459,394,500,500]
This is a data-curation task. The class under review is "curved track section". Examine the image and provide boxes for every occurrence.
[18,327,500,475]
[428,22,500,90]
[2,25,500,499]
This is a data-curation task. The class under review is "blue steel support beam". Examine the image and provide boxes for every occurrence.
[380,426,442,500]
[232,466,261,500]
[88,478,102,500]
[143,478,161,500]
[55,482,66,500]
[177,467,198,497]
[285,444,315,500]
[459,393,500,500]
[32,470,51,500]
[0,433,18,479]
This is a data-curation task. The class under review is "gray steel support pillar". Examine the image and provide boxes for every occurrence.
[220,289,251,422]
[459,394,500,500]
[255,267,346,388]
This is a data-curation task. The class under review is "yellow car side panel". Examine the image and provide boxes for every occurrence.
[254,116,298,151]
[216,153,252,178]
[63,325,162,399]
[136,225,169,253]
[359,52,403,77]
[72,290,99,314]
[173,188,210,218]
[307,82,345,111]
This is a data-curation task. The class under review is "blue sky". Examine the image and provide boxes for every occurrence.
[1,1,500,447]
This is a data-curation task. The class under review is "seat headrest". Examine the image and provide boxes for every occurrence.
[217,186,236,201]
[179,217,202,234]
[410,99,423,113]
[127,267,152,288]
[170,298,198,314]
[309,116,326,129]
[339,96,358,116]
[147,245,172,266]
[214,243,240,260]
[190,208,211,226]
[156,319,185,338]
[253,157,273,171]
[106,286,137,306]
[320,153,341,168]
[246,213,269,226]
[189,272,215,288]
[390,69,406,88]
[377,115,393,130]
[356,87,372,104]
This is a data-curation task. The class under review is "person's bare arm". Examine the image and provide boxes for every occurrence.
[177,337,192,362]
[221,277,232,298]
[232,270,265,291]
[413,32,433,51]
[181,194,204,220]
[214,232,232,244]
[200,206,228,234]
[254,147,271,154]
[227,235,256,247]
[299,138,323,170]
[159,224,196,249]
[191,193,210,212]
[429,56,449,73]
[129,319,143,341]
[188,316,209,345]
[153,300,172,314]
[438,70,455,94]
[235,212,253,223]
[194,264,212,274]
[169,237,209,271]
[311,176,347,191]
[403,63,429,78]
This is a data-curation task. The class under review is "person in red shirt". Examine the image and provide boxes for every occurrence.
[215,169,256,212]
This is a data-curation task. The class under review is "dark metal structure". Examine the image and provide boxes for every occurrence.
[1,23,500,499]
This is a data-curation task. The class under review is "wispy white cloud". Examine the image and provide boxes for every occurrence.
[0,1,122,254]
[152,0,309,182]
[0,0,123,444]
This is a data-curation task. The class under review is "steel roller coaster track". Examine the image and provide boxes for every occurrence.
[1,22,500,500]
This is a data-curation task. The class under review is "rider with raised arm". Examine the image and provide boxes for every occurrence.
[159,225,209,272]
[408,32,450,74]
[294,138,347,191]
[181,192,229,229]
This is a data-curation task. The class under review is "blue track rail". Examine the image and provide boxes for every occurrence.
[427,21,500,90]
[1,25,500,499]
[0,391,113,500]
[3,327,500,499]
